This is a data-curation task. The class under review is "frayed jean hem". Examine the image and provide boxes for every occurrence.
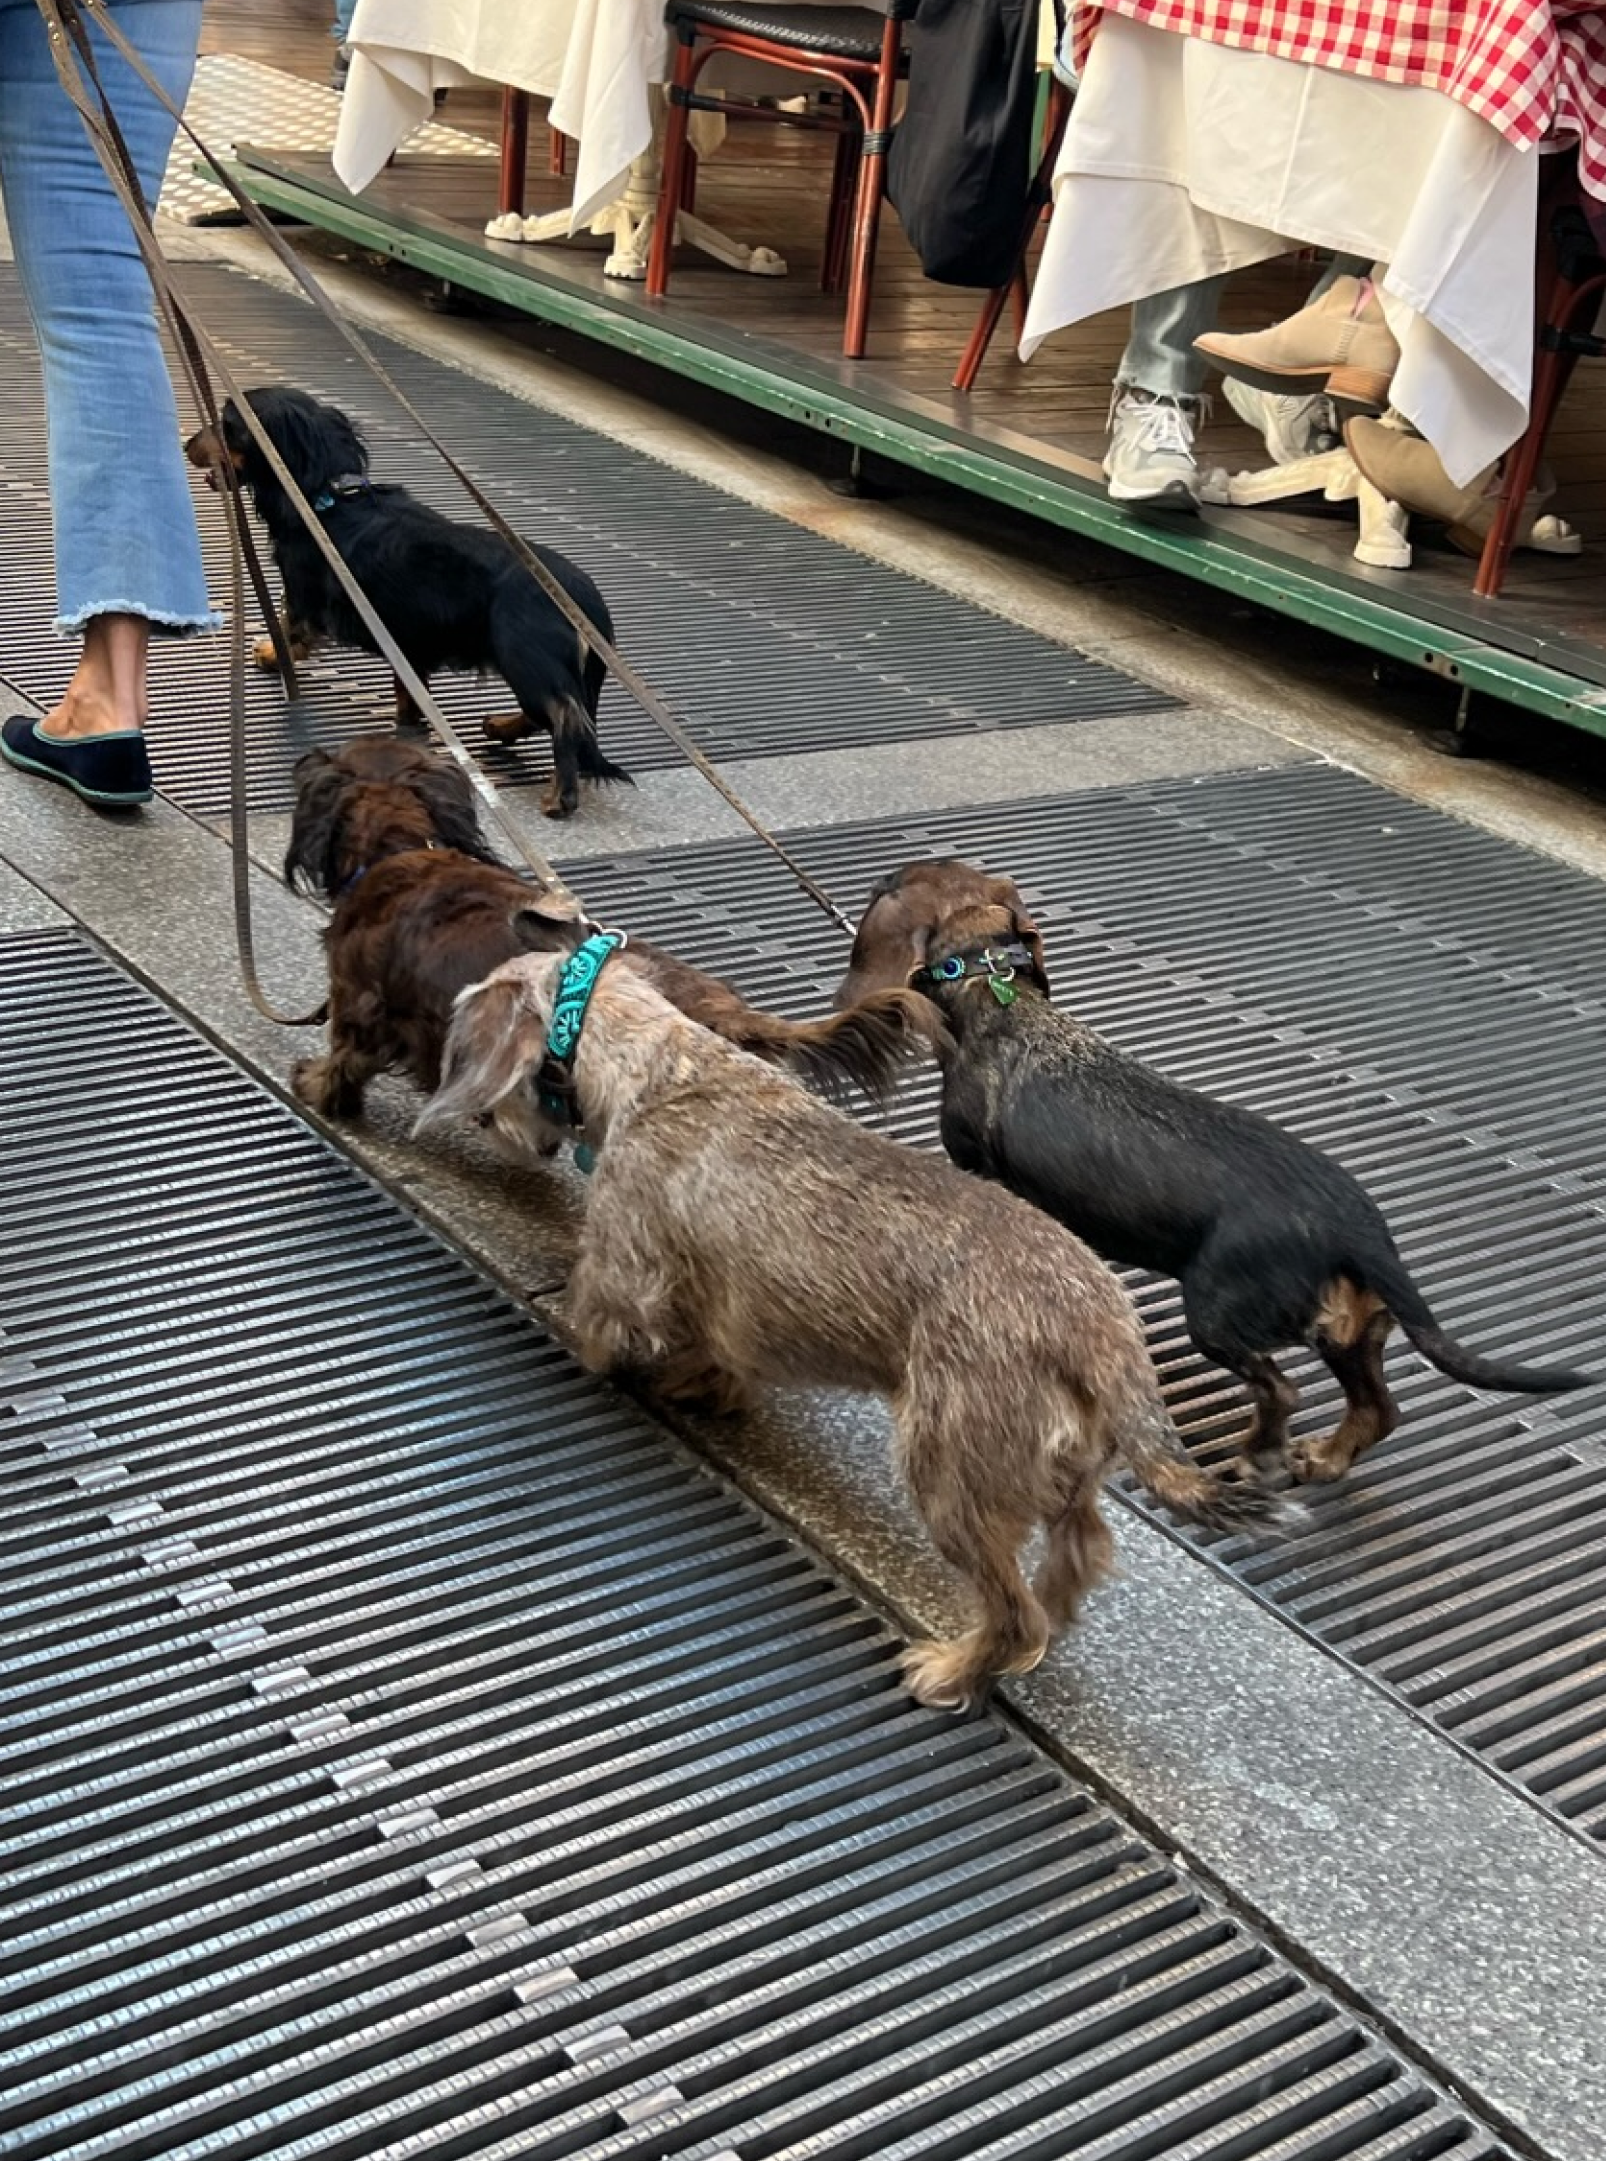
[54,602,223,638]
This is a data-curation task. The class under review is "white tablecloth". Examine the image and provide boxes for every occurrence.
[334,0,872,235]
[1021,14,1540,484]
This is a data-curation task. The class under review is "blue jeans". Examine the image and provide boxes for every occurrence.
[0,0,212,637]
[1118,277,1228,401]
[332,0,357,38]
[1119,255,1372,401]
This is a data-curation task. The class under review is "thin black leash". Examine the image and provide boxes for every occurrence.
[44,0,862,953]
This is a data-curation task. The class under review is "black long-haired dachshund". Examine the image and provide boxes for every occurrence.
[185,386,629,818]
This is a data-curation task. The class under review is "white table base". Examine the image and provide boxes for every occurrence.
[485,88,788,280]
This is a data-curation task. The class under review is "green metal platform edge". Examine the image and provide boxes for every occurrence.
[228,153,1606,739]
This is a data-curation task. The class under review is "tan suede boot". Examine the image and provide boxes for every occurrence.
[1344,416,1575,558]
[1195,274,1400,410]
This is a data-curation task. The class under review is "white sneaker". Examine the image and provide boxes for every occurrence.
[1222,378,1339,465]
[1103,391,1201,510]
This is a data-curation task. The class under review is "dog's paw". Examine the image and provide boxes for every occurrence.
[901,1638,983,1712]
[481,712,531,745]
[1287,1434,1354,1485]
[656,1363,752,1419]
[252,634,280,671]
[538,783,577,821]
[290,1057,361,1120]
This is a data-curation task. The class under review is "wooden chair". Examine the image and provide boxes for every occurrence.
[498,87,530,217]
[1475,193,1605,598]
[646,2,914,359]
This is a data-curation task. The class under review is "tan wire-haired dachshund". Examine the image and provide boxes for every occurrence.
[419,949,1300,1709]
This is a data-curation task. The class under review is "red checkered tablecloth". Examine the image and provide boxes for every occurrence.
[1072,2,1606,198]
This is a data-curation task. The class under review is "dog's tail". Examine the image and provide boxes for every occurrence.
[1115,1379,1305,1536]
[1351,1250,1590,1396]
[557,696,633,788]
[725,987,941,1105]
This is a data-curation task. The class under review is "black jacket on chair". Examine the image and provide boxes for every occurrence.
[886,0,1043,288]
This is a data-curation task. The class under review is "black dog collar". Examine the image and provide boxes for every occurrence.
[914,939,1037,1008]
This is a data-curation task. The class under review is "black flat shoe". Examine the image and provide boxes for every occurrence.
[0,716,153,805]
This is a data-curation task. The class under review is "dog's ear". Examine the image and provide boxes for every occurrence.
[322,400,370,480]
[833,876,933,1010]
[410,757,488,857]
[511,900,585,954]
[415,973,549,1136]
[987,876,1050,994]
[236,388,368,493]
[283,750,347,895]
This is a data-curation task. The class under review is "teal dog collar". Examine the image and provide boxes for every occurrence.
[537,930,625,1133]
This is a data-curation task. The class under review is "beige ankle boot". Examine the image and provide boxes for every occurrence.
[1195,274,1400,410]
[1344,416,1579,559]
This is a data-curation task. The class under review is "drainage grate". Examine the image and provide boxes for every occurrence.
[556,759,1606,1850]
[0,264,1173,816]
[0,927,1498,2160]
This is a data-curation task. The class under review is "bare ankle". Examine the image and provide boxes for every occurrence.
[41,687,145,740]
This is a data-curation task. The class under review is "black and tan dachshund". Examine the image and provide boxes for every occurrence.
[836,858,1589,1485]
[185,386,628,818]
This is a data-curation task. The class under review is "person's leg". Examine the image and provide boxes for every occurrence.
[1117,275,1227,401]
[330,0,357,87]
[0,0,209,800]
[1104,274,1226,507]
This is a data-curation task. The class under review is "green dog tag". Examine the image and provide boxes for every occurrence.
[990,978,1017,1006]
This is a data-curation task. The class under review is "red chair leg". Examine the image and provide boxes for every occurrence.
[841,152,885,359]
[1474,347,1575,597]
[1474,283,1596,597]
[1008,267,1030,343]
[953,279,1012,392]
[548,127,568,179]
[841,20,904,359]
[499,87,530,218]
[646,43,700,297]
[822,125,857,294]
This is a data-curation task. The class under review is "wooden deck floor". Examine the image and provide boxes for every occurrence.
[199,0,1606,686]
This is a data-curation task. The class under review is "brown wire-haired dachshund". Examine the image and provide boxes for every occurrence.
[284,737,931,1132]
[835,859,1590,1485]
[420,949,1299,1708]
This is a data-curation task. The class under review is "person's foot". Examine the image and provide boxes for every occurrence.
[1103,390,1202,510]
[1222,379,1339,465]
[330,43,351,90]
[0,717,153,805]
[1194,274,1400,410]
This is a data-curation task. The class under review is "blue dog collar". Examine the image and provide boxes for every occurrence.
[915,939,1036,1008]
[312,473,373,513]
[537,930,626,1139]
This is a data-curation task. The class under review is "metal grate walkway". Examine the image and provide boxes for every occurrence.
[1,928,1497,2161]
[0,264,1174,815]
[555,759,1606,1851]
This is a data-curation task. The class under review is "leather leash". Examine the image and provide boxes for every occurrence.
[39,0,862,981]
[37,0,582,1028]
